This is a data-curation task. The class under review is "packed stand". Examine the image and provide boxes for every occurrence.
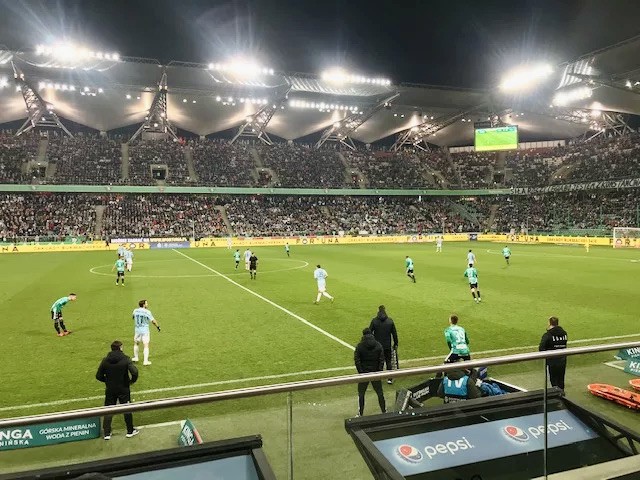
[0,132,39,183]
[224,196,474,236]
[128,140,189,185]
[492,190,637,232]
[102,195,226,238]
[342,150,437,189]
[505,149,561,187]
[0,193,96,241]
[260,144,346,188]
[191,139,255,186]
[449,152,497,188]
[47,135,122,184]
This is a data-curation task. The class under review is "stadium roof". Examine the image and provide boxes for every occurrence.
[0,36,639,146]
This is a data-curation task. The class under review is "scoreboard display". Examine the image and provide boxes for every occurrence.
[475,125,518,152]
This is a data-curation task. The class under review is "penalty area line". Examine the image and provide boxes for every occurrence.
[172,249,355,351]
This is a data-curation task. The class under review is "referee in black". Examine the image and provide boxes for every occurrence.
[538,316,568,393]
[96,340,139,440]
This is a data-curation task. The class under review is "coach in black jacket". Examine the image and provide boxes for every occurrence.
[369,305,399,384]
[539,316,568,392]
[354,328,386,416]
[96,340,139,440]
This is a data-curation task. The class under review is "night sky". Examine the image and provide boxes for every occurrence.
[1,0,639,88]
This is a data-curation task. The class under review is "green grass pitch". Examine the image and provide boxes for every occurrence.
[1,241,639,478]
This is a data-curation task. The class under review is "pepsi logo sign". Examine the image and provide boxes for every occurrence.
[503,425,529,442]
[396,444,424,463]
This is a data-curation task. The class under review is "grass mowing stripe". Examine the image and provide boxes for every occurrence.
[3,332,638,414]
[172,248,355,351]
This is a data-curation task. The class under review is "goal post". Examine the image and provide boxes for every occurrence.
[612,227,640,248]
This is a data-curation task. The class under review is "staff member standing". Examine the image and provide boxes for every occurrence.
[539,316,568,392]
[354,328,386,417]
[96,340,139,440]
[369,305,399,384]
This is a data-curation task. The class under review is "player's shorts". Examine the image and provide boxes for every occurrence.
[51,310,62,321]
[126,260,133,266]
[317,284,326,293]
[504,255,510,260]
[134,331,150,344]
[250,265,257,271]
[469,283,478,289]
[407,268,414,274]
[445,352,471,363]
[117,271,125,277]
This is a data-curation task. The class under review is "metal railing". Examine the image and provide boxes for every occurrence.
[0,341,637,429]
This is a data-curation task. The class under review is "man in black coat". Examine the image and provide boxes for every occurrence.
[354,328,386,416]
[369,305,399,384]
[96,340,139,440]
[538,316,568,392]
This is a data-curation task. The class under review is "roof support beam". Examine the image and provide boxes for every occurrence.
[391,104,484,151]
[12,61,72,138]
[130,71,178,142]
[230,87,291,145]
[315,93,400,150]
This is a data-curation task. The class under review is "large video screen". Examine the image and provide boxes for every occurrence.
[475,125,518,151]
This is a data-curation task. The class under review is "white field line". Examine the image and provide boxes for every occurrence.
[172,249,354,351]
[604,361,627,371]
[138,420,183,430]
[2,332,638,414]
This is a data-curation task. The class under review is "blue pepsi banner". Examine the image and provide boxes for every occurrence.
[150,241,191,249]
[373,411,597,476]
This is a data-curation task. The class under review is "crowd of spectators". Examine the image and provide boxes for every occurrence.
[450,152,495,188]
[342,149,435,189]
[102,195,226,238]
[0,190,637,239]
[224,195,474,236]
[0,193,96,241]
[260,143,346,188]
[128,140,189,185]
[0,132,38,183]
[47,135,122,184]
[191,139,254,186]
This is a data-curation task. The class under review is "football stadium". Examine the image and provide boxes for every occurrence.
[1,1,640,479]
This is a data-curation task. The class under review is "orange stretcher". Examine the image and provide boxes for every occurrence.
[630,379,640,392]
[587,383,640,410]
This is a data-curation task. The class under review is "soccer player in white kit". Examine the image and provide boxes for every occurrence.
[244,248,252,270]
[313,264,334,304]
[124,247,134,272]
[132,299,160,366]
[467,249,476,266]
[436,236,443,253]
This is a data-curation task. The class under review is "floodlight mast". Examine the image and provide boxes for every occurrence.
[130,71,178,142]
[230,86,292,146]
[391,105,484,152]
[12,61,73,138]
[315,92,400,150]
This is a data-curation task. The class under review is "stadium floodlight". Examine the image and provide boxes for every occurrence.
[321,67,391,86]
[183,98,187,103]
[552,86,592,106]
[208,59,274,76]
[126,94,131,99]
[499,63,553,92]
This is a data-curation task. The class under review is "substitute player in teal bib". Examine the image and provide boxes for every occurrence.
[502,246,511,265]
[50,293,77,337]
[112,257,126,286]
[405,256,416,283]
[444,314,471,363]
[464,264,481,303]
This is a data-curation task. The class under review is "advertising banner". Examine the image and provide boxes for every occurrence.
[478,234,611,246]
[0,417,101,451]
[150,241,191,249]
[615,347,640,361]
[624,360,640,377]
[373,411,596,476]
[0,243,115,254]
[178,419,203,447]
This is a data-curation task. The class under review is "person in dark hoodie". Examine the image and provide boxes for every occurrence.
[369,305,399,384]
[96,340,139,440]
[539,316,568,392]
[354,328,386,416]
